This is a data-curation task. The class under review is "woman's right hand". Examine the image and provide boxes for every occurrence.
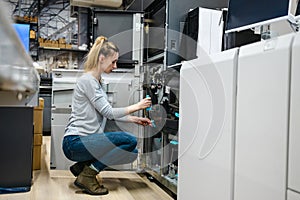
[126,97,152,114]
[136,97,152,110]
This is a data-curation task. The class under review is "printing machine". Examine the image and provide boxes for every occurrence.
[0,18,39,106]
[50,69,84,170]
[288,32,300,200]
[178,31,300,200]
[179,48,238,200]
[141,63,180,196]
[0,4,40,191]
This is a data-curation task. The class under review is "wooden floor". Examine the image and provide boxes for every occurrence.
[0,136,174,200]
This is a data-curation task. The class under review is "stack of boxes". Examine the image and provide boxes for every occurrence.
[30,29,36,39]
[39,37,72,49]
[58,38,67,48]
[33,98,44,170]
[13,15,38,23]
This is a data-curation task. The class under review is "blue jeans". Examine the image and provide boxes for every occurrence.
[62,132,138,172]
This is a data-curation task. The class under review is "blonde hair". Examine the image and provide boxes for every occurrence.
[84,36,119,72]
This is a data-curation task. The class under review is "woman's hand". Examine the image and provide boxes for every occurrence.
[136,97,152,110]
[130,116,152,126]
[126,97,152,114]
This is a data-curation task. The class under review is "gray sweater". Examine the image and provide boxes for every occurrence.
[64,72,128,136]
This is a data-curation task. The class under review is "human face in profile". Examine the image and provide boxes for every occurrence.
[100,52,119,74]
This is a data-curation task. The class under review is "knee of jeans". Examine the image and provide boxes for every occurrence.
[62,137,75,161]
[128,149,138,162]
[132,148,138,154]
[120,132,137,151]
[126,133,137,148]
[62,143,72,160]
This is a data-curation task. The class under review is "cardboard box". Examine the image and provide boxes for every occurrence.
[34,134,43,145]
[38,37,44,43]
[34,98,44,134]
[59,44,66,48]
[58,38,66,44]
[30,30,36,39]
[65,44,72,49]
[32,133,42,170]
[32,145,41,170]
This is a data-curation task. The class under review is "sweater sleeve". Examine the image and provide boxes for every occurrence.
[115,115,131,123]
[78,76,128,120]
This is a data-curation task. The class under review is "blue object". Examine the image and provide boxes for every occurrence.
[146,95,152,111]
[175,112,179,118]
[170,140,178,145]
[0,186,30,194]
[13,23,30,53]
[151,119,156,128]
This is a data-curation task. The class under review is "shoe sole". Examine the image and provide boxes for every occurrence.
[74,180,109,195]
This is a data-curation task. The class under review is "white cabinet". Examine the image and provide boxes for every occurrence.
[234,34,294,200]
[178,49,238,200]
[288,32,300,193]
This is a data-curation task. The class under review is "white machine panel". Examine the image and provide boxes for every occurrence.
[102,72,139,135]
[102,72,135,107]
[51,69,83,170]
[178,49,238,200]
[52,69,84,108]
[288,190,300,200]
[50,109,74,169]
[234,34,294,200]
[288,32,300,193]
[196,7,224,56]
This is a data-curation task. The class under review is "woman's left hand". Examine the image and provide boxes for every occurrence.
[130,116,152,126]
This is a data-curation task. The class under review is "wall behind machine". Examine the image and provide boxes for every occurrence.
[167,0,229,65]
[127,0,228,65]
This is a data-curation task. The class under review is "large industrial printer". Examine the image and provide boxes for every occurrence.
[178,2,300,200]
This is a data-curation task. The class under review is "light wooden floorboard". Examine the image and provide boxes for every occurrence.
[0,136,174,200]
